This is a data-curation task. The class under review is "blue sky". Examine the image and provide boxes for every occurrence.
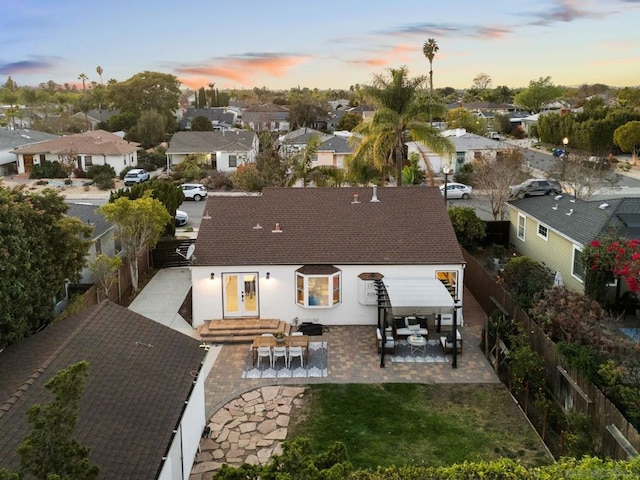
[1,0,639,91]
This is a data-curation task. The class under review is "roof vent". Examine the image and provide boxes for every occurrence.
[554,194,563,200]
[566,209,574,216]
[253,223,263,229]
[599,203,610,209]
[272,223,282,233]
[552,204,558,210]
[370,185,380,203]
[351,193,360,204]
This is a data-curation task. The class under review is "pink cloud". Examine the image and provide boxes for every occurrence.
[591,57,640,66]
[347,43,415,67]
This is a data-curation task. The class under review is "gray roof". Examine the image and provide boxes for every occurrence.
[444,131,511,151]
[194,186,465,266]
[317,135,353,154]
[0,300,205,479]
[0,128,60,151]
[508,195,640,246]
[167,130,256,154]
[66,202,113,240]
[185,107,235,124]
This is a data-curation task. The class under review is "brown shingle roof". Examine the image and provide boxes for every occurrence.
[0,301,204,478]
[11,130,139,156]
[194,187,464,266]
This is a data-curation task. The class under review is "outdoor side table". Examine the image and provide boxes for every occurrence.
[408,335,427,356]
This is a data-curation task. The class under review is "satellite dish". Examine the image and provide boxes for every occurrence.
[175,244,196,262]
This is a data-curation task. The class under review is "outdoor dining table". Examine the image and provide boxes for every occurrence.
[251,335,309,366]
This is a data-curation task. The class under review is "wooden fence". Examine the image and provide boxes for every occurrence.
[152,238,196,268]
[463,249,640,459]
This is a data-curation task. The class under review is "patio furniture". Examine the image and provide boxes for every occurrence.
[256,346,273,368]
[272,345,288,367]
[376,328,395,353]
[408,334,427,356]
[251,334,310,365]
[440,329,463,354]
[437,313,454,332]
[393,315,428,339]
[288,346,304,368]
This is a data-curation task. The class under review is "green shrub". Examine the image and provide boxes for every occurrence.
[86,164,116,180]
[499,256,552,309]
[93,172,115,190]
[29,160,67,179]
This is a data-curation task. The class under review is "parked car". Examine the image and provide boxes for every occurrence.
[123,168,150,186]
[509,178,562,198]
[180,183,208,201]
[440,182,472,200]
[175,209,188,227]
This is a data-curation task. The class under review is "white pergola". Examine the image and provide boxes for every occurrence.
[382,278,455,316]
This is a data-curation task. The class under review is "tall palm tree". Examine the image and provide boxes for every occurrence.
[208,82,216,107]
[351,66,454,186]
[422,38,439,96]
[96,66,104,85]
[78,73,88,91]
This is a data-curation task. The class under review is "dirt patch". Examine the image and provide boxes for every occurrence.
[2,177,122,197]
[122,268,159,307]
[179,288,193,325]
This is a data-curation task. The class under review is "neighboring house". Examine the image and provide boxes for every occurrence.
[166,130,258,172]
[316,134,354,169]
[71,109,120,130]
[407,128,511,174]
[346,105,376,122]
[276,127,333,158]
[0,128,59,175]
[11,130,139,175]
[446,101,515,116]
[240,103,289,132]
[191,186,466,328]
[179,107,237,131]
[0,300,207,480]
[507,195,640,294]
[66,203,117,284]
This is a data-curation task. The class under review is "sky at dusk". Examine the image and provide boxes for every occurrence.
[1,0,639,92]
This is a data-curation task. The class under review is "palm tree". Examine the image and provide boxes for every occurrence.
[351,66,454,186]
[285,135,321,187]
[78,73,88,91]
[96,66,104,85]
[208,82,216,107]
[422,38,439,96]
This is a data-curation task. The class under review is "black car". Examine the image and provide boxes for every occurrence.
[509,178,562,198]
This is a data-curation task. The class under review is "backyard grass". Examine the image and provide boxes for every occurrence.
[287,383,553,470]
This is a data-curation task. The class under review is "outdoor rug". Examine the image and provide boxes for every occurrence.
[242,342,328,379]
[621,328,640,342]
[390,339,449,363]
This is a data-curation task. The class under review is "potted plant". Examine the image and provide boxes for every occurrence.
[274,331,286,343]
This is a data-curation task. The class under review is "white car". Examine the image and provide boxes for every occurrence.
[123,168,150,186]
[180,183,207,201]
[440,182,472,199]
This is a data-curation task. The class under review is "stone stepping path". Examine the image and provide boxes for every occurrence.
[190,386,306,479]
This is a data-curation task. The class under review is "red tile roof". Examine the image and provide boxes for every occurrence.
[194,187,464,266]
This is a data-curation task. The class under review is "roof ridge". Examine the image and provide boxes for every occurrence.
[0,301,108,418]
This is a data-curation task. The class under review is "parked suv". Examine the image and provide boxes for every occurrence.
[123,168,150,186]
[180,183,208,201]
[509,178,562,198]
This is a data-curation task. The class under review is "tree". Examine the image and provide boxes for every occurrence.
[422,38,439,96]
[445,107,486,134]
[0,186,93,348]
[191,115,214,131]
[100,193,171,292]
[335,111,362,131]
[614,121,640,165]
[88,253,123,302]
[18,361,99,480]
[558,154,621,200]
[95,66,103,85]
[77,73,88,91]
[288,99,326,130]
[513,76,563,113]
[285,134,321,187]
[499,256,553,309]
[352,66,454,186]
[471,72,492,93]
[447,205,486,250]
[134,109,166,148]
[472,149,524,220]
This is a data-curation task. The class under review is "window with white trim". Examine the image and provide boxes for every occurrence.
[537,223,548,240]
[572,246,584,281]
[517,214,526,241]
[295,266,341,308]
[229,155,237,167]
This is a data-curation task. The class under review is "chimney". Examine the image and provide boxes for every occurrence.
[351,193,360,204]
[370,185,380,203]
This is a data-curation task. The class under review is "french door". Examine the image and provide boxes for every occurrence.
[222,272,258,317]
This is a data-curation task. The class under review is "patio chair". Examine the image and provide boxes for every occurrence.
[256,346,273,368]
[288,346,304,368]
[272,345,288,368]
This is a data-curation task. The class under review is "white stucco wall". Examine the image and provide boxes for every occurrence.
[16,151,137,175]
[191,264,465,328]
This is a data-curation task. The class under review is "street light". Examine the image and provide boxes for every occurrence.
[442,164,452,204]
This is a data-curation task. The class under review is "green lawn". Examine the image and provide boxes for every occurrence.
[287,383,553,470]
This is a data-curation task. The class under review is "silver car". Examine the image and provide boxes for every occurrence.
[440,182,472,200]
[509,179,562,198]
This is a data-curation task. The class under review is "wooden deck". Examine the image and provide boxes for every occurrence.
[196,318,291,344]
